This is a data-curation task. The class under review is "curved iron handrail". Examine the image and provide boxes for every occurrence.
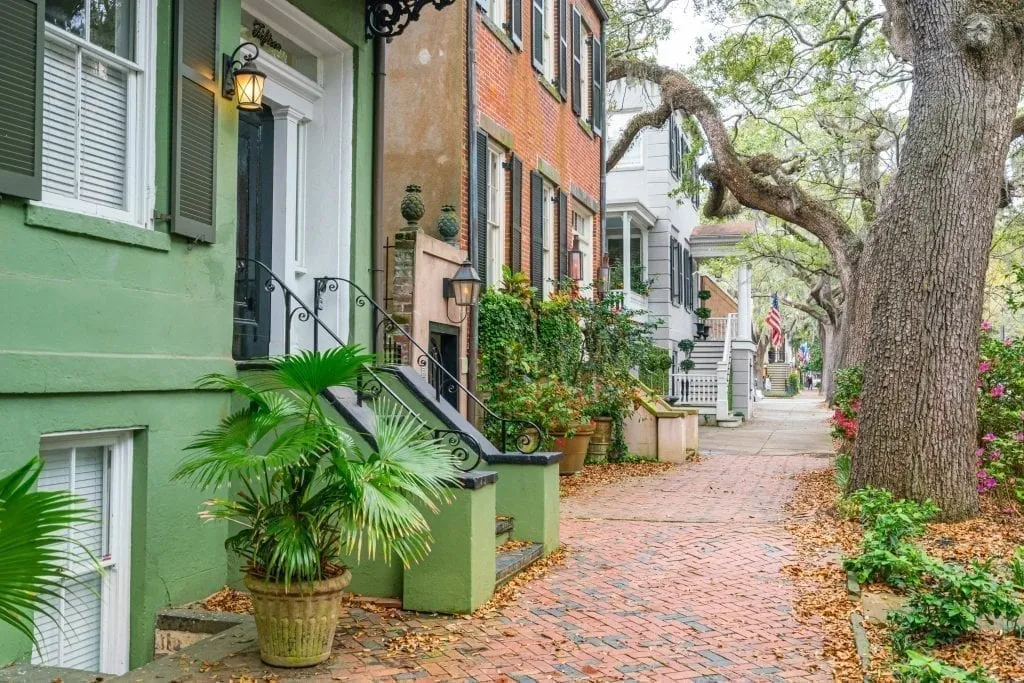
[314,275,543,454]
[236,258,482,470]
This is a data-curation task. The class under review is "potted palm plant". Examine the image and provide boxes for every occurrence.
[173,347,459,668]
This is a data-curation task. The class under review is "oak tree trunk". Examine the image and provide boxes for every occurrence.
[821,319,841,401]
[849,2,1024,520]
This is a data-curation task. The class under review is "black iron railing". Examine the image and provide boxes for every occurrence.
[235,258,483,470]
[313,276,543,454]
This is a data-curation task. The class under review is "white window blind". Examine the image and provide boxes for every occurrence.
[40,0,143,222]
[33,445,108,673]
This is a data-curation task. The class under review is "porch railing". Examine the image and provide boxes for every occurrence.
[236,259,489,470]
[669,372,718,405]
[704,317,730,341]
[311,275,543,455]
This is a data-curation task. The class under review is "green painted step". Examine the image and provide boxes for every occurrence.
[495,542,544,587]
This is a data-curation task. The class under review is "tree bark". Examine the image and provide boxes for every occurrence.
[821,318,842,401]
[849,1,1024,520]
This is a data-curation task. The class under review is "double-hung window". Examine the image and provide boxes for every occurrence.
[572,207,593,292]
[487,0,506,32]
[541,180,555,298]
[486,144,507,288]
[579,29,591,121]
[33,431,134,675]
[542,0,555,82]
[40,0,153,226]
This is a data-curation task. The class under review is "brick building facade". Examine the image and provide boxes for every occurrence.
[383,0,607,298]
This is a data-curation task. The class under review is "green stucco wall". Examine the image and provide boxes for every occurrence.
[0,0,375,671]
[489,462,561,554]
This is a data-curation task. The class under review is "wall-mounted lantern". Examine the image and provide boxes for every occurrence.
[222,42,267,111]
[443,260,483,322]
[597,254,611,297]
[568,235,584,284]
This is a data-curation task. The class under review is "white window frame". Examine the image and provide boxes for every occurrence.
[573,206,593,294]
[36,0,157,230]
[541,180,555,298]
[486,143,507,288]
[542,0,555,82]
[33,430,134,676]
[487,0,506,32]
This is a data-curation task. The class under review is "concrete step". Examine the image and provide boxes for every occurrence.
[495,516,513,547]
[495,542,544,587]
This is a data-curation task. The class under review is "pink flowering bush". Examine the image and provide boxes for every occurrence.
[976,325,1024,499]
[830,367,863,454]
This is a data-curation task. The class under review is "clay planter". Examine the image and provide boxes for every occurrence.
[586,417,614,464]
[244,570,352,667]
[552,422,595,475]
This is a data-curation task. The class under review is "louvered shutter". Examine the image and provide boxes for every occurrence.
[475,130,489,287]
[683,248,692,309]
[0,0,44,199]
[530,172,544,294]
[669,118,678,177]
[669,238,678,302]
[557,190,568,283]
[171,0,219,242]
[591,35,604,134]
[510,155,523,271]
[571,8,581,117]
[510,0,523,48]
[531,0,544,72]
[557,0,568,98]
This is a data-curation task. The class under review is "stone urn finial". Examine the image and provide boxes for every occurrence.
[437,204,459,245]
[401,184,425,227]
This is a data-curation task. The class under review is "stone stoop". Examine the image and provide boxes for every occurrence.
[495,516,513,546]
[495,543,544,587]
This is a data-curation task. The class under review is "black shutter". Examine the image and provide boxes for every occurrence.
[171,0,219,242]
[669,238,678,303]
[531,0,544,72]
[510,0,523,48]
[557,0,568,97]
[668,118,678,178]
[683,248,692,309]
[530,171,544,294]
[475,130,489,288]
[592,35,603,134]
[571,8,582,116]
[510,154,523,272]
[557,190,568,282]
[0,0,44,200]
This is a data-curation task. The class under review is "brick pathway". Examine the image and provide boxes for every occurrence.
[179,395,836,682]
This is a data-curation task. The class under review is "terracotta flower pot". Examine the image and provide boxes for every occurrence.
[586,417,614,464]
[552,422,595,475]
[244,569,352,667]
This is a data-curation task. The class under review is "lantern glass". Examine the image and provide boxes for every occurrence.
[234,65,266,111]
[449,260,482,307]
[597,255,611,294]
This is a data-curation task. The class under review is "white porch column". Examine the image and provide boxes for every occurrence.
[737,261,753,342]
[268,106,311,356]
[621,212,632,293]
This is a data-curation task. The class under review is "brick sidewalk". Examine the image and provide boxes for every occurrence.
[174,396,836,682]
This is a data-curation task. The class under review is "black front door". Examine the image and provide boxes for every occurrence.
[429,324,461,410]
[234,106,275,360]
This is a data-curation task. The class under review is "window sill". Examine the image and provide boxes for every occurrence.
[577,117,594,137]
[537,75,562,103]
[25,204,171,252]
[480,13,516,53]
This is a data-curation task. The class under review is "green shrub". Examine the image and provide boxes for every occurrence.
[834,366,863,412]
[843,488,940,588]
[787,371,801,395]
[536,299,583,383]
[478,290,536,384]
[893,651,994,683]
[638,345,672,394]
[834,453,851,492]
[890,560,1022,654]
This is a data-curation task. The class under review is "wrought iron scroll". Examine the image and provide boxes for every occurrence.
[366,0,457,39]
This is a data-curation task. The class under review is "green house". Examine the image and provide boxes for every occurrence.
[0,0,561,675]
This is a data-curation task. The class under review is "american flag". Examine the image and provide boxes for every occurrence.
[766,294,783,347]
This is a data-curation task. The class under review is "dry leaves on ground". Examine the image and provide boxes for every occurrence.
[559,462,674,498]
[474,544,569,615]
[201,586,253,614]
[496,539,534,553]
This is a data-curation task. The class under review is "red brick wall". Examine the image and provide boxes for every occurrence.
[471,1,605,284]
[700,276,738,317]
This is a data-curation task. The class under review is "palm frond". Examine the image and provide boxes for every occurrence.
[0,458,96,644]
[271,346,376,396]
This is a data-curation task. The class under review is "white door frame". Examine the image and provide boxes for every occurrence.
[240,0,355,352]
